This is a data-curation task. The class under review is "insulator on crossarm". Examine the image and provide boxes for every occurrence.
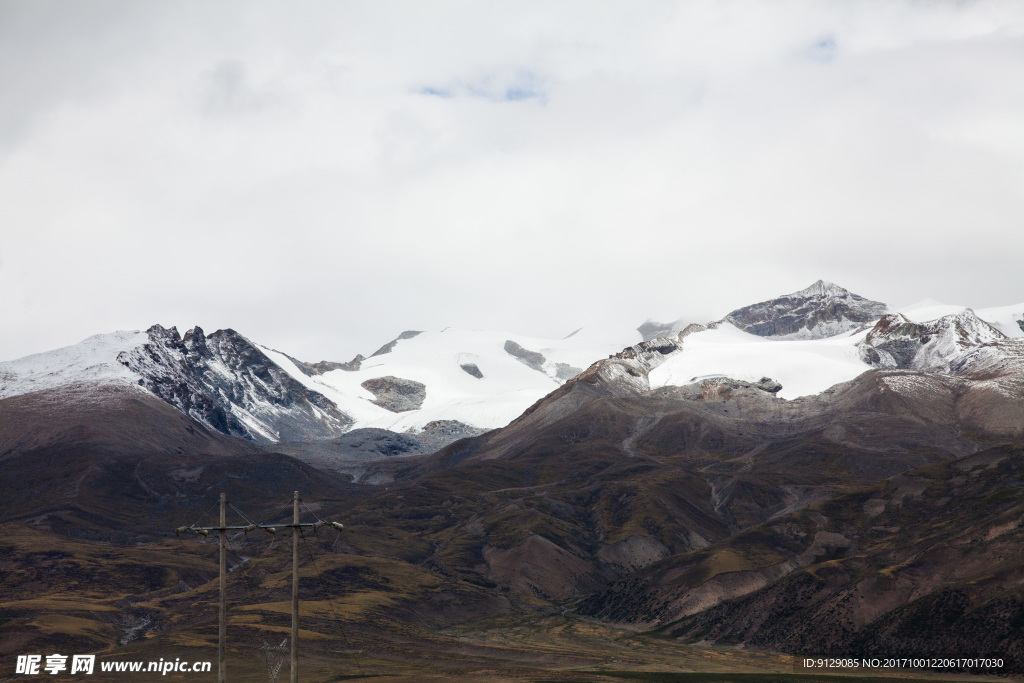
[196,529,209,537]
[330,522,344,531]
[175,526,189,535]
[264,527,277,535]
[243,525,257,533]
[313,521,327,529]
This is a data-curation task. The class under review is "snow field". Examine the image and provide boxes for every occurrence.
[648,323,873,399]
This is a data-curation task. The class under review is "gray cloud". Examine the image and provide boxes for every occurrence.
[198,60,285,116]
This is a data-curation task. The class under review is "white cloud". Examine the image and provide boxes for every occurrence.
[1,0,1022,363]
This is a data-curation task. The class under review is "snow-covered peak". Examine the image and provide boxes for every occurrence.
[935,309,1007,347]
[4,284,1017,448]
[262,325,638,433]
[624,304,1022,404]
[976,303,1024,339]
[785,279,852,300]
[0,330,149,399]
[723,281,889,340]
[0,320,638,443]
[896,299,968,323]
[114,325,353,443]
[892,299,1024,339]
[859,309,1009,374]
[0,325,353,444]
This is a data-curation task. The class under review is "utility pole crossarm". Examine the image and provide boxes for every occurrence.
[176,521,343,534]
[172,492,344,683]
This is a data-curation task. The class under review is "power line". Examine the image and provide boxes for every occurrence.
[175,491,344,683]
[298,528,367,681]
[233,529,287,683]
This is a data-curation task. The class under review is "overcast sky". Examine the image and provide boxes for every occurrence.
[1,0,1022,363]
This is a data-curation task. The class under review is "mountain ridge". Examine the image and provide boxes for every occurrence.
[1,281,1020,461]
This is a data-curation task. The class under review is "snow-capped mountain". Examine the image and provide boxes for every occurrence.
[639,280,889,341]
[858,309,1008,373]
[899,299,1024,339]
[647,324,871,400]
[0,325,353,443]
[119,325,352,442]
[1,280,1020,448]
[723,279,890,339]
[0,329,148,398]
[0,323,637,445]
[637,306,1022,402]
[595,283,1024,401]
[258,326,633,435]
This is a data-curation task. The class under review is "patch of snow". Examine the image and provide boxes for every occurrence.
[881,373,943,396]
[887,299,1022,338]
[768,318,867,341]
[263,326,637,431]
[256,346,396,425]
[0,331,148,399]
[976,303,1024,339]
[232,405,279,442]
[648,323,872,399]
[785,279,853,299]
[897,299,968,323]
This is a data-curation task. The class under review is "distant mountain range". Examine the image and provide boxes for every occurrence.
[2,280,1019,449]
[0,324,628,448]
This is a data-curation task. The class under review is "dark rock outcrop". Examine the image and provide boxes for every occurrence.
[504,339,546,371]
[638,320,680,342]
[460,363,483,379]
[360,376,427,412]
[415,420,487,453]
[371,331,424,358]
[286,353,365,375]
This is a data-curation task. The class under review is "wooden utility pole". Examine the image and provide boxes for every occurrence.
[176,493,344,683]
[219,492,227,683]
[291,491,300,683]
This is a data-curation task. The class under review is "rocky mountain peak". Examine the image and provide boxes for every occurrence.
[117,324,352,443]
[182,326,204,343]
[859,309,1009,374]
[785,279,851,299]
[724,280,889,339]
[146,324,182,343]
